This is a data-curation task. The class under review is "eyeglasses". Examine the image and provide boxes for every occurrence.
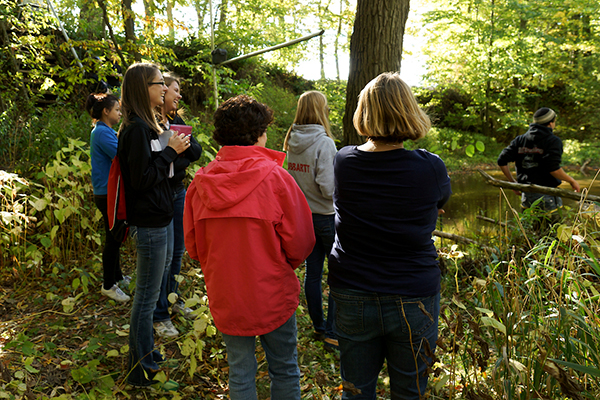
[148,81,166,86]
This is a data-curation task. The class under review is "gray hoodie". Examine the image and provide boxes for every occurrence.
[286,124,336,215]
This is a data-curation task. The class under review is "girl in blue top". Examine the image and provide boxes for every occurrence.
[86,93,130,303]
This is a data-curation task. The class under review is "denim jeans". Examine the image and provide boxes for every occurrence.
[94,195,124,289]
[304,213,336,338]
[221,314,301,400]
[154,189,186,321]
[331,288,440,400]
[522,192,562,210]
[127,223,173,386]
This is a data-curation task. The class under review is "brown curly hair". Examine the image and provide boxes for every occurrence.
[213,95,274,146]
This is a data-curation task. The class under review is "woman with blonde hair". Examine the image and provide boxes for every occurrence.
[118,62,189,388]
[328,73,451,399]
[284,91,338,347]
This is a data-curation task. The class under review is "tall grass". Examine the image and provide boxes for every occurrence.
[433,191,600,399]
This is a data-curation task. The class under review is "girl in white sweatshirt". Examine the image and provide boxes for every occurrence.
[283,91,338,347]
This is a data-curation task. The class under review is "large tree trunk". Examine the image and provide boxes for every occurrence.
[342,0,410,146]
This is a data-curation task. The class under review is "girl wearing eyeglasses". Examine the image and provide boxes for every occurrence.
[117,62,189,388]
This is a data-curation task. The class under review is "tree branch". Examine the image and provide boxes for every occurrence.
[96,0,128,70]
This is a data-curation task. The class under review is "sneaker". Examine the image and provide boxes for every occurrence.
[172,301,195,320]
[154,320,179,338]
[101,284,131,303]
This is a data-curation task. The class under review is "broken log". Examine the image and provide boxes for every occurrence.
[477,169,600,203]
[433,229,496,252]
[476,215,507,227]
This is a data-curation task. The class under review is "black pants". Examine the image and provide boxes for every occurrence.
[94,195,124,289]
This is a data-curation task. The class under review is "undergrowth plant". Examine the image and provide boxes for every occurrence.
[434,194,600,399]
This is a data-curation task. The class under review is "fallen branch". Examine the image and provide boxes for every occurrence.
[433,229,496,252]
[580,159,591,176]
[477,169,600,203]
[476,215,507,227]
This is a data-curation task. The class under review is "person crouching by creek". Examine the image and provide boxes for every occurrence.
[497,107,580,210]
[183,95,315,400]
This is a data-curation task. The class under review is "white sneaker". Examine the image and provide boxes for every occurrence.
[154,320,179,338]
[172,301,195,320]
[120,275,132,286]
[101,284,131,303]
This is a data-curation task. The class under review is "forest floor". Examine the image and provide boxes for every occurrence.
[0,250,372,400]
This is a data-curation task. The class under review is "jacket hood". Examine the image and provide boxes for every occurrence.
[193,146,286,211]
[287,124,328,153]
[527,123,553,136]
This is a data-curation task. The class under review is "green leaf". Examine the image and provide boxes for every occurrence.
[40,236,52,248]
[481,316,506,334]
[72,278,80,291]
[451,139,458,151]
[476,140,485,152]
[475,307,494,317]
[550,359,600,377]
[106,350,119,357]
[465,144,475,157]
[71,366,93,384]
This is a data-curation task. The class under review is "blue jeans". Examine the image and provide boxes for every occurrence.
[154,189,186,321]
[522,192,562,210]
[331,288,440,400]
[221,314,301,400]
[127,224,173,386]
[304,214,336,338]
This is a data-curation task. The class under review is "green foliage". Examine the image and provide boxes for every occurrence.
[433,200,600,398]
[421,0,600,140]
[1,137,99,278]
[314,79,347,142]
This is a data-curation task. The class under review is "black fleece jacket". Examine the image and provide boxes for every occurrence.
[118,115,178,227]
[497,123,562,188]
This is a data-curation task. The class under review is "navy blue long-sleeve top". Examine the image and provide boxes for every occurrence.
[328,146,451,296]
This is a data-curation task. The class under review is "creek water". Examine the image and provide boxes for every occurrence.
[439,169,600,237]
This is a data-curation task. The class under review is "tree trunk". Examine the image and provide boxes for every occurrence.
[334,0,343,80]
[97,0,128,69]
[142,0,155,36]
[342,0,410,146]
[121,0,140,61]
[78,0,101,40]
[193,0,208,34]
[166,0,175,42]
[218,0,228,31]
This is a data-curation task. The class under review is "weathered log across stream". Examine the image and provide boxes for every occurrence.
[432,169,600,249]
[477,169,600,203]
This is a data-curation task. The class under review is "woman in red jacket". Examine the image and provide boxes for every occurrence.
[183,95,315,400]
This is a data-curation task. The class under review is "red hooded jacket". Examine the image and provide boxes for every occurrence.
[183,146,315,336]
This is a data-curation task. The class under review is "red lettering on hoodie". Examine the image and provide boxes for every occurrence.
[289,162,310,173]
